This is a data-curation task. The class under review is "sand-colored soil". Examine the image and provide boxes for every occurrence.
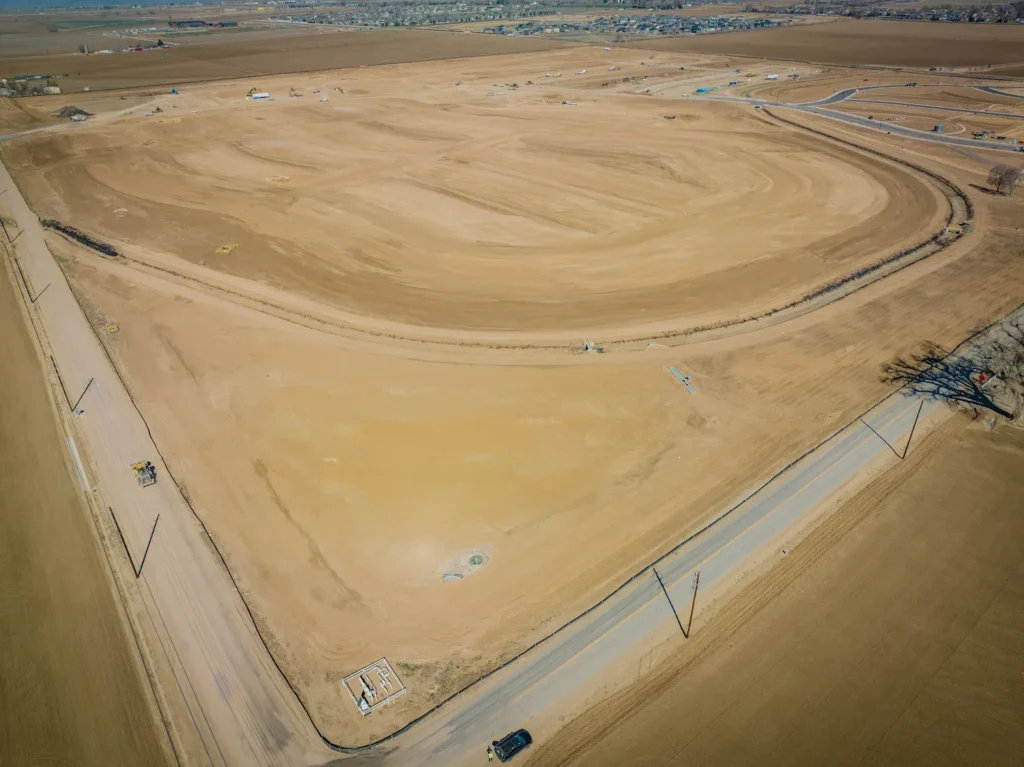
[6,44,1024,748]
[0,254,169,765]
[629,18,1024,69]
[528,417,1024,766]
[48,146,1024,743]
[4,50,945,339]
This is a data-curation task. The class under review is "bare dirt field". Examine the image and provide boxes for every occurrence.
[3,50,945,338]
[629,18,1024,69]
[0,26,570,93]
[527,416,1024,767]
[51,201,1024,745]
[4,40,1024,753]
[0,249,170,765]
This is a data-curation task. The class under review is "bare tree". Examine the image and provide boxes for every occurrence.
[881,316,1024,423]
[987,164,1024,196]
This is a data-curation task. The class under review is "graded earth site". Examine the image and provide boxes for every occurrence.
[2,12,1024,767]
[6,50,945,336]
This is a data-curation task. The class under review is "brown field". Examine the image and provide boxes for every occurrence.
[988,63,1024,78]
[0,26,569,92]
[2,51,944,338]
[528,416,1024,766]
[0,249,170,764]
[0,5,299,56]
[629,18,1024,69]
[6,43,1024,748]
[4,14,1024,757]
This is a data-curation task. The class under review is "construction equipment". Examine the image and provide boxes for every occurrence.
[132,461,157,488]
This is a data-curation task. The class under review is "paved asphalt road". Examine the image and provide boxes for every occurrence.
[975,85,1024,100]
[764,81,1024,151]
[850,97,1024,119]
[807,82,1024,106]
[700,88,1024,153]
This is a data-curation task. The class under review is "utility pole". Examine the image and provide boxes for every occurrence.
[686,570,700,637]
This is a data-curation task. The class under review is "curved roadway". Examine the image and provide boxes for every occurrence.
[701,81,1024,154]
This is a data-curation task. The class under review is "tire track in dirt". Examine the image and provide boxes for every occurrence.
[62,113,969,364]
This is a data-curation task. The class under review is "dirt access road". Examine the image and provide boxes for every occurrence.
[0,154,333,766]
[0,237,170,766]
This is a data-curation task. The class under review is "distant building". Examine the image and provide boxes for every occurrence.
[42,86,61,95]
[217,21,239,27]
[169,19,208,28]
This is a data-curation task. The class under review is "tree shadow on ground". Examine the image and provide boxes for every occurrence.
[881,316,1024,423]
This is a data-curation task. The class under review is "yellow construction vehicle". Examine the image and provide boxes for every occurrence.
[132,461,157,487]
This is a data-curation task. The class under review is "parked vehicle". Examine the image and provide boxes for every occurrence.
[491,729,532,762]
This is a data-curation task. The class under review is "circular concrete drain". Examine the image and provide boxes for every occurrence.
[468,553,488,569]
